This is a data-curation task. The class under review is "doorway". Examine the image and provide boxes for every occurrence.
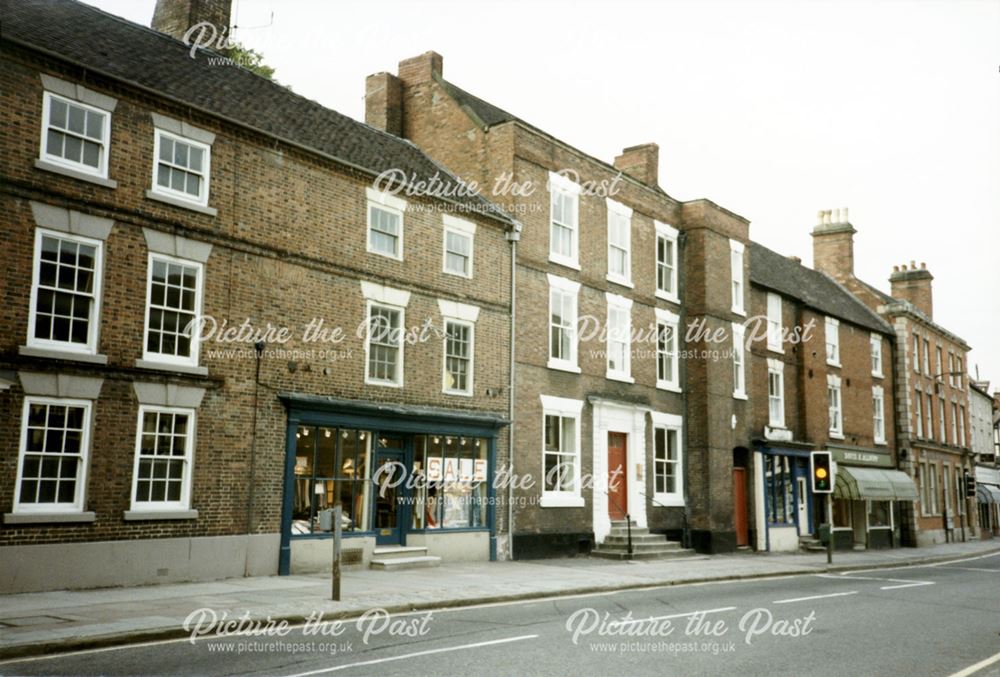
[374,435,408,546]
[733,467,749,547]
[797,477,810,535]
[607,432,628,520]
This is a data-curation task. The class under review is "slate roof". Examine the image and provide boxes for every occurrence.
[439,78,520,129]
[1,0,511,223]
[749,242,892,334]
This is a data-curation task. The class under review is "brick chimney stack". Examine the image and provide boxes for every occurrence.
[365,72,404,136]
[151,0,232,42]
[811,207,855,282]
[613,144,659,187]
[397,51,443,86]
[890,260,934,319]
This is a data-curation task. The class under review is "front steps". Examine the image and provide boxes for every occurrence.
[370,545,441,570]
[799,535,826,552]
[591,520,697,561]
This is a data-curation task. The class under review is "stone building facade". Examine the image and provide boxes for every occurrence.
[0,0,514,592]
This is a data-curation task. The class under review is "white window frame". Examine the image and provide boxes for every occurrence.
[40,91,112,179]
[655,221,679,303]
[605,292,633,383]
[547,274,581,373]
[548,172,581,270]
[539,395,584,508]
[651,411,684,507]
[732,322,747,399]
[364,301,405,387]
[730,239,746,316]
[365,187,407,261]
[438,299,480,396]
[655,308,680,392]
[768,358,785,428]
[948,353,955,387]
[955,357,963,389]
[925,393,934,440]
[873,385,886,445]
[26,227,104,356]
[951,401,959,446]
[923,338,931,376]
[825,317,841,367]
[605,198,633,287]
[130,405,196,512]
[870,334,883,378]
[938,395,947,444]
[442,215,476,279]
[150,129,211,208]
[766,293,783,353]
[913,334,920,373]
[141,253,204,368]
[13,396,92,514]
[935,345,943,384]
[915,390,924,439]
[959,405,967,447]
[828,374,843,438]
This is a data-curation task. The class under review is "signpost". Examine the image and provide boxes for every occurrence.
[332,503,342,601]
[811,451,835,564]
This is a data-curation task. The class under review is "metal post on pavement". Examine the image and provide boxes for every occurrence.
[332,503,342,601]
[826,494,833,564]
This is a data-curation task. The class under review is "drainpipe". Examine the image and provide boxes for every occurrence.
[506,221,522,560]
[677,231,691,550]
[245,339,265,576]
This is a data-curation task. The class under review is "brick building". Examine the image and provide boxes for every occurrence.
[811,209,976,546]
[747,242,912,551]
[970,380,998,537]
[366,52,753,556]
[0,0,515,592]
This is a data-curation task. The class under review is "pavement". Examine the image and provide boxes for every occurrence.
[0,539,998,662]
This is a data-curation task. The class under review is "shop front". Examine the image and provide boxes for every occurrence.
[829,445,916,550]
[753,445,816,552]
[975,466,1000,538]
[278,394,507,574]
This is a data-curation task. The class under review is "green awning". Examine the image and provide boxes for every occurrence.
[977,484,1000,504]
[835,466,918,501]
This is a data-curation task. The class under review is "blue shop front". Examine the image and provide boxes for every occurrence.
[278,394,507,574]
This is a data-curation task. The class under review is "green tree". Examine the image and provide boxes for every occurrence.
[222,42,276,81]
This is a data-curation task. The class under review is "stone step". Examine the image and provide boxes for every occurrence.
[607,527,650,537]
[610,520,638,527]
[370,555,441,570]
[591,548,698,561]
[602,534,669,545]
[595,541,684,554]
[372,546,428,559]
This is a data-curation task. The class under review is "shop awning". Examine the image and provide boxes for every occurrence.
[835,467,918,501]
[977,483,1000,504]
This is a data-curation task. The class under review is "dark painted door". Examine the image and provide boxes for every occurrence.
[733,467,749,547]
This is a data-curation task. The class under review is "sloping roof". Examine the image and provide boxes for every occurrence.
[1,0,510,223]
[749,242,892,334]
[439,78,520,128]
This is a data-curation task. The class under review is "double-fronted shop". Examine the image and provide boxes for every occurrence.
[278,394,507,573]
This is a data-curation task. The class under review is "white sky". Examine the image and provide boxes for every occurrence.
[86,0,1000,386]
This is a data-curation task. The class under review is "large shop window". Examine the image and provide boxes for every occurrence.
[411,435,488,530]
[869,501,891,528]
[764,455,794,525]
[292,427,372,535]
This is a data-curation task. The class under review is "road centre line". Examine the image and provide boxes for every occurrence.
[278,634,540,677]
[772,591,858,604]
[947,649,1000,677]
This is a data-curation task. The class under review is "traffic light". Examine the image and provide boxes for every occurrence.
[811,451,834,493]
[964,472,976,499]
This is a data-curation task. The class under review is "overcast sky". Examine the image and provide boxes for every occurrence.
[86,0,1000,386]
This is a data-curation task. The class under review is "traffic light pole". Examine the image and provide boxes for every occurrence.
[826,493,833,564]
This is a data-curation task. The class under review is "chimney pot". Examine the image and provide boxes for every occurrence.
[920,261,926,269]
[910,260,916,270]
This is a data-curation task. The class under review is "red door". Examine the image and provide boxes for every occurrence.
[733,467,749,547]
[608,433,628,520]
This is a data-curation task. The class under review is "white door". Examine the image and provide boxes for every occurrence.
[797,477,810,535]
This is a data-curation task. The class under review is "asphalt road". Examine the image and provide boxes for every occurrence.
[1,551,998,677]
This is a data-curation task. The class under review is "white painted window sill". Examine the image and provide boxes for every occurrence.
[540,494,585,508]
[146,190,217,216]
[4,511,96,524]
[135,359,208,376]
[548,255,581,271]
[35,159,117,188]
[829,432,845,440]
[124,509,198,521]
[20,345,108,365]
[651,494,685,508]
[655,290,680,304]
[656,382,683,394]
[606,372,635,384]
[733,392,748,401]
[606,274,634,289]
[547,359,582,374]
